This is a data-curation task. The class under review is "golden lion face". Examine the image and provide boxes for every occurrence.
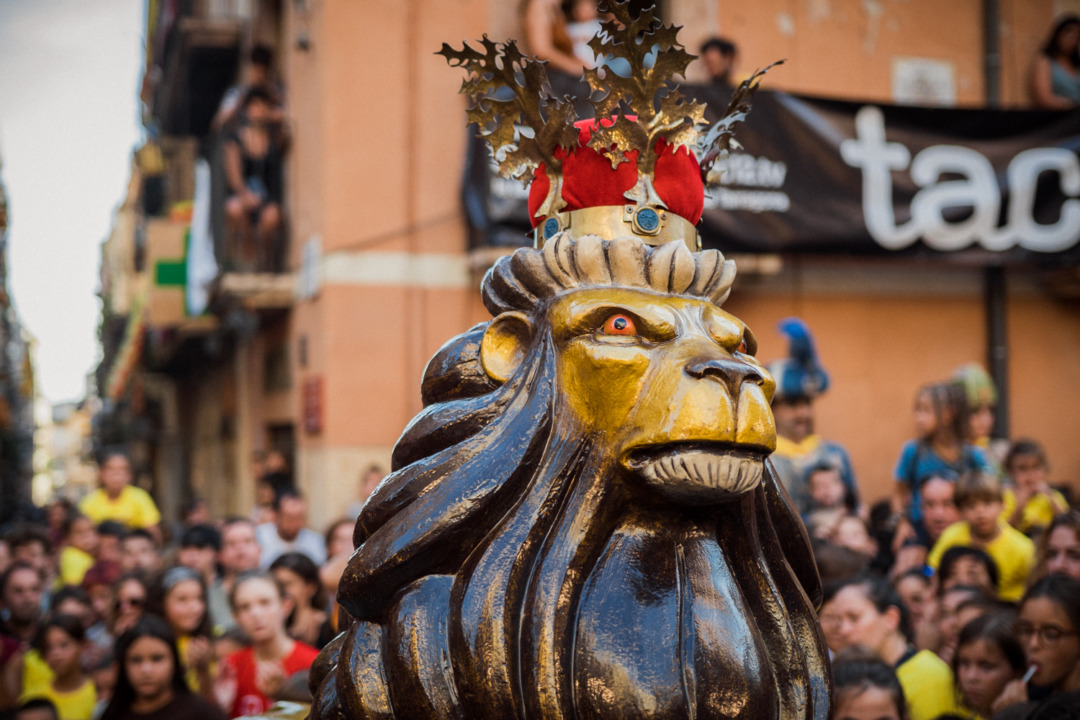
[482,286,776,504]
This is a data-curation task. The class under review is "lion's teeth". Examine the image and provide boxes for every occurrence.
[639,450,762,495]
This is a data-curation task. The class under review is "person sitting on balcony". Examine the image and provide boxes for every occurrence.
[524,0,586,77]
[213,44,283,134]
[223,88,288,272]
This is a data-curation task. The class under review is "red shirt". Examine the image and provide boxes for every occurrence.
[224,641,320,717]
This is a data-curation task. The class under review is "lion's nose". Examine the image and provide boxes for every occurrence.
[685,356,765,391]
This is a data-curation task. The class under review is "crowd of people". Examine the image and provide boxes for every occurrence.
[768,319,1079,720]
[0,448,374,720]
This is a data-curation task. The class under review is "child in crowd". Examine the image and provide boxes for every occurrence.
[216,571,318,718]
[20,616,95,720]
[268,553,333,649]
[936,585,995,667]
[118,531,162,576]
[936,546,998,596]
[892,569,937,652]
[322,519,353,561]
[1001,439,1069,536]
[952,362,1008,468]
[58,517,98,589]
[93,523,125,573]
[100,616,225,720]
[832,515,879,560]
[893,383,994,544]
[211,629,250,664]
[6,526,54,588]
[952,611,1024,720]
[928,472,1035,602]
[1029,510,1080,583]
[146,568,214,699]
[87,652,116,714]
[830,651,908,720]
[45,500,74,551]
[49,587,110,670]
[806,461,853,515]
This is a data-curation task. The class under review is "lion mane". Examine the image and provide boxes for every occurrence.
[309,236,829,720]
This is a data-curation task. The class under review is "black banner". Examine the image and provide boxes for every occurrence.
[461,85,1080,261]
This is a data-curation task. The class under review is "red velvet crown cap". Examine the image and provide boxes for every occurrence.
[528,117,705,228]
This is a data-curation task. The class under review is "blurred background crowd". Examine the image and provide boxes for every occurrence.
[765,319,1080,720]
[0,446,374,720]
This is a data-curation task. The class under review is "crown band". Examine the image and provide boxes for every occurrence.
[534,205,702,251]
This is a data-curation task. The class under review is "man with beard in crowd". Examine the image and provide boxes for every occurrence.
[767,318,860,517]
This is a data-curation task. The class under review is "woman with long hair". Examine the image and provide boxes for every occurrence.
[826,573,960,720]
[1031,15,1080,109]
[992,575,1080,717]
[215,571,318,718]
[268,553,333,649]
[145,567,214,699]
[100,615,224,720]
[952,611,1024,719]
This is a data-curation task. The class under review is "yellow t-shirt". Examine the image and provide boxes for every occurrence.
[176,634,217,696]
[895,649,962,720]
[58,546,95,587]
[21,650,54,694]
[1001,488,1069,534]
[79,486,161,529]
[20,679,97,720]
[927,520,1036,602]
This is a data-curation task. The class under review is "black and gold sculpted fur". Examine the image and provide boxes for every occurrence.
[308,235,830,719]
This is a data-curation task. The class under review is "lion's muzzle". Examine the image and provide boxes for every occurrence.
[624,443,766,504]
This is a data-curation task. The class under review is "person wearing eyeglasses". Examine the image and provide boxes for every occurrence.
[992,575,1080,717]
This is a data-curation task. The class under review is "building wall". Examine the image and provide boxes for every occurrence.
[268,0,1078,527]
[283,0,492,527]
[678,0,1058,107]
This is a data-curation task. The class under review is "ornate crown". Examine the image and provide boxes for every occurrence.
[439,0,775,251]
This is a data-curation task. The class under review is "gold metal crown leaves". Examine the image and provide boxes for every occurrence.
[438,0,777,225]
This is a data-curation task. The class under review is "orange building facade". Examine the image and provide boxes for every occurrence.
[106,0,1080,528]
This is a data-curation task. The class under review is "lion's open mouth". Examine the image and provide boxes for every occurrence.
[623,442,766,502]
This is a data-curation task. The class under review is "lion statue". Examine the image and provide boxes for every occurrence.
[308,234,830,720]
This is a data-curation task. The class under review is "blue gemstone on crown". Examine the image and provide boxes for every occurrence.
[543,217,561,239]
[636,208,660,232]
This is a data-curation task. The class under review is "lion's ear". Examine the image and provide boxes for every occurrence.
[480,312,533,384]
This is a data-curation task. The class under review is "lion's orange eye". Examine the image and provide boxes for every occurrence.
[601,314,636,335]
[737,338,747,354]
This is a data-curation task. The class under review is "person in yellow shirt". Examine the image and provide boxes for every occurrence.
[928,471,1036,602]
[56,517,97,589]
[19,616,96,720]
[826,573,961,720]
[1001,439,1070,536]
[78,449,161,541]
